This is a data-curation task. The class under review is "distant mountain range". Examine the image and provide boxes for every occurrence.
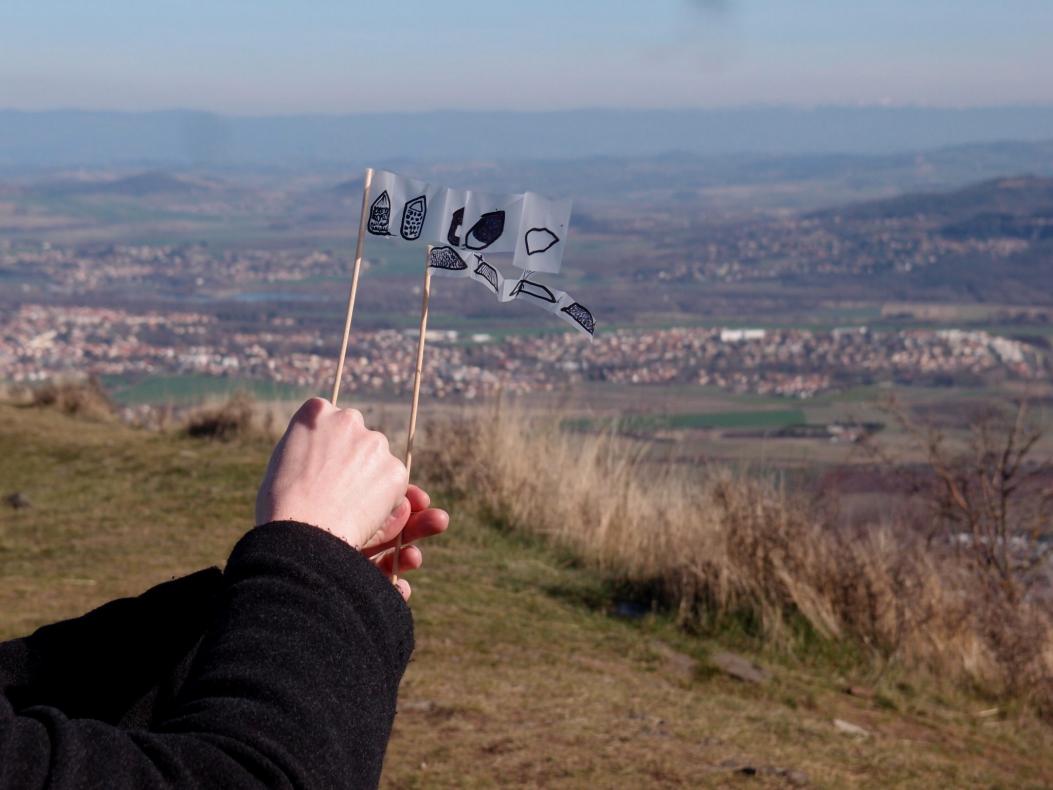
[27,171,222,198]
[2,106,1053,169]
[815,176,1053,240]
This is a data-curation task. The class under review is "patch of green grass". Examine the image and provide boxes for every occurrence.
[100,374,312,406]
[566,409,808,433]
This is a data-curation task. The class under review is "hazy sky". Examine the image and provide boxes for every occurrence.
[4,0,1052,114]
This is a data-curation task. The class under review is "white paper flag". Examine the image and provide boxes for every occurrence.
[366,170,571,274]
[428,247,595,338]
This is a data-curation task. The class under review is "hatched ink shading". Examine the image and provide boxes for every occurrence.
[525,227,560,255]
[511,278,557,303]
[473,257,500,293]
[429,246,468,271]
[367,191,392,235]
[447,207,465,246]
[561,302,595,336]
[400,195,427,240]
[464,210,506,250]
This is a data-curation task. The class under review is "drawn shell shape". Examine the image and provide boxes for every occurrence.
[367,191,392,235]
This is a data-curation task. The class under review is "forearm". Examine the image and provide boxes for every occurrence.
[0,567,222,728]
[0,522,414,790]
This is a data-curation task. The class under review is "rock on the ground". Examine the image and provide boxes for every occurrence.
[710,651,771,684]
[833,718,870,738]
[4,492,31,510]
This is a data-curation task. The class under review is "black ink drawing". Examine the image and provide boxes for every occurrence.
[561,302,595,336]
[429,246,468,271]
[473,256,499,293]
[464,210,506,250]
[400,195,427,240]
[511,278,557,303]
[367,191,392,235]
[446,207,464,246]
[525,227,560,255]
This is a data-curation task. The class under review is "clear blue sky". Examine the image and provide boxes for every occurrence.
[4,0,1051,113]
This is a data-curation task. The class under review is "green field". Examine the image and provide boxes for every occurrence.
[567,409,808,433]
[100,374,312,406]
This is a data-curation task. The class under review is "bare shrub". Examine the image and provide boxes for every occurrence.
[422,406,1053,715]
[30,377,116,420]
[183,391,259,441]
[870,399,1053,709]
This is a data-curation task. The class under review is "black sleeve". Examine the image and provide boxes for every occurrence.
[0,521,415,790]
[0,567,224,729]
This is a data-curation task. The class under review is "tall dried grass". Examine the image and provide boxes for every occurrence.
[29,377,116,421]
[424,406,1053,715]
[183,391,274,441]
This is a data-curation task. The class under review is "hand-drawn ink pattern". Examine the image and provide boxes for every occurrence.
[367,191,392,235]
[464,210,506,250]
[511,278,557,303]
[400,195,427,240]
[525,227,560,255]
[447,207,464,246]
[561,302,596,336]
[429,246,468,271]
[473,257,500,293]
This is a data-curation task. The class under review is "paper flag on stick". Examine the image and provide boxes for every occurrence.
[428,247,595,338]
[368,170,571,274]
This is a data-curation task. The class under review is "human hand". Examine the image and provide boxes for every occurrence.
[362,484,449,600]
[255,398,409,552]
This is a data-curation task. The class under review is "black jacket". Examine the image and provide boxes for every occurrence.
[0,521,414,789]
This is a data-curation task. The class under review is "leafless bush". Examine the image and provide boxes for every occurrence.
[872,399,1053,707]
[183,391,260,441]
[29,377,116,420]
[422,405,1053,716]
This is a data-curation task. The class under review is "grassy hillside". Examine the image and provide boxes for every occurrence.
[2,403,1053,787]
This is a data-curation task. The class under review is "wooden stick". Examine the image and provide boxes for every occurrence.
[331,167,374,405]
[393,245,433,582]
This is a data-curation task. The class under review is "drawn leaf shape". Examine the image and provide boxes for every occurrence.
[525,227,560,255]
[512,279,557,303]
[561,302,595,336]
[429,246,467,270]
[473,258,500,292]
[447,207,465,246]
[464,210,506,250]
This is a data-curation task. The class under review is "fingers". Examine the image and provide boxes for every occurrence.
[374,545,422,575]
[395,578,411,601]
[360,494,414,551]
[406,484,431,512]
[362,507,449,558]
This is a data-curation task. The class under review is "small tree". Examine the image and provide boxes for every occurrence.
[865,398,1053,707]
[914,402,1052,605]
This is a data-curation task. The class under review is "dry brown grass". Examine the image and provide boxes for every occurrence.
[182,391,274,441]
[424,406,1053,717]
